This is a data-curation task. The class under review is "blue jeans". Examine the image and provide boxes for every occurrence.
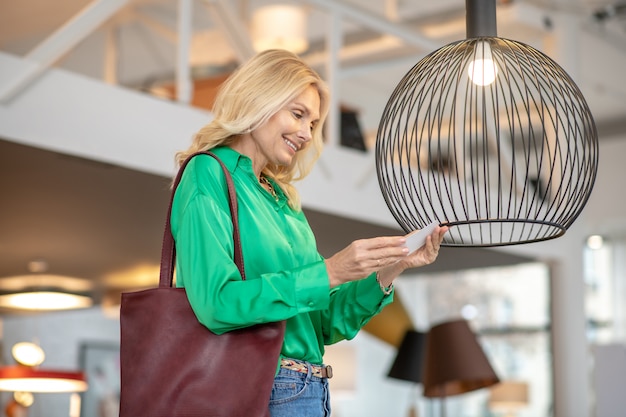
[269,362,331,417]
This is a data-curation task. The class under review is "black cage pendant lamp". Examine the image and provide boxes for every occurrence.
[375,0,598,246]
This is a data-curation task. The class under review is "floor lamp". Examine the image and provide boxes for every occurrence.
[388,330,426,417]
[421,319,500,417]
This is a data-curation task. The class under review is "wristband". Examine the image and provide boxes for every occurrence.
[376,272,393,295]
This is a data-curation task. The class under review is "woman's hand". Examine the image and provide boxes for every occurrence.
[324,226,448,288]
[324,236,409,288]
[397,225,448,269]
[376,226,448,288]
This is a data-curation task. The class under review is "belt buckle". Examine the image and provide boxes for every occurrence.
[323,364,333,379]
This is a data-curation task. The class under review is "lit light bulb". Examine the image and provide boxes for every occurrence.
[12,342,45,367]
[251,5,309,54]
[14,391,34,407]
[461,304,478,320]
[468,41,498,86]
[587,235,604,250]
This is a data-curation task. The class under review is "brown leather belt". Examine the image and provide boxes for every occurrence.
[280,358,333,379]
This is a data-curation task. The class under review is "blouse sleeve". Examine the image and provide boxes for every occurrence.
[171,156,331,334]
[320,273,394,345]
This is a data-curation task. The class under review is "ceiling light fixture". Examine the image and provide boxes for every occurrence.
[251,4,309,54]
[0,342,87,393]
[0,260,94,311]
[0,290,93,311]
[376,0,598,246]
[0,366,88,393]
[11,342,45,367]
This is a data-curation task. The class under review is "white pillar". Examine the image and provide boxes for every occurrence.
[176,0,193,104]
[549,235,589,417]
[325,9,342,148]
[543,9,590,417]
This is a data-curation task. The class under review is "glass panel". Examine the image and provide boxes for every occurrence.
[396,262,553,417]
[584,238,614,343]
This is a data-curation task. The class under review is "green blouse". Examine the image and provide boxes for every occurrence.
[170,146,393,366]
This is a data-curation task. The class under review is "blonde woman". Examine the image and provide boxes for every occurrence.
[171,49,447,417]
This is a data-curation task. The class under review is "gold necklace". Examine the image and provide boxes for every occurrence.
[260,176,278,201]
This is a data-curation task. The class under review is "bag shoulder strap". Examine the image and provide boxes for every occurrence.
[159,151,245,288]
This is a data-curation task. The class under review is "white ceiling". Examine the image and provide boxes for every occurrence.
[1,0,625,137]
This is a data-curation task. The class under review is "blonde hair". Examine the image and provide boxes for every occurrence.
[176,49,330,210]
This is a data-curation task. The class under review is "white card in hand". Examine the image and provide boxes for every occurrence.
[404,222,439,253]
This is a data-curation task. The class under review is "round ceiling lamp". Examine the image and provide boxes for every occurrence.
[251,4,309,54]
[0,342,87,393]
[0,261,94,311]
[11,342,45,367]
[375,0,598,247]
[0,290,93,311]
[0,366,87,393]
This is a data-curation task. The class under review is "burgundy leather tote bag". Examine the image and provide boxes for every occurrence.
[119,152,285,417]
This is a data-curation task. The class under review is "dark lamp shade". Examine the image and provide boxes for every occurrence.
[422,319,499,398]
[387,330,426,383]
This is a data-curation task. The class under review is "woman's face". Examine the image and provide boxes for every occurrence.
[246,85,321,173]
